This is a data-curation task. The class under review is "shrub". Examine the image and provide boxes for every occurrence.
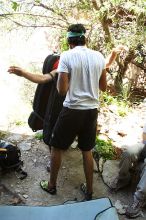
[34,132,43,140]
[101,92,131,117]
[94,137,116,160]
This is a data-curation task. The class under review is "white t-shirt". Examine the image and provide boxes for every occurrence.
[57,46,106,110]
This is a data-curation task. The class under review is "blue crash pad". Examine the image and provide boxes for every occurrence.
[0,198,119,220]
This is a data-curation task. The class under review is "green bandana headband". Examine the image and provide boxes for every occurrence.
[67,31,85,38]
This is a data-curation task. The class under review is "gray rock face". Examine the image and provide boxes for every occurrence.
[102,160,120,188]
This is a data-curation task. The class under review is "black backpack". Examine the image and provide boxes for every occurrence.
[0,140,27,179]
[28,53,65,145]
[28,53,60,131]
[43,74,65,145]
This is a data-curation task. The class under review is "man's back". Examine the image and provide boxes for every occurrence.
[58,46,105,109]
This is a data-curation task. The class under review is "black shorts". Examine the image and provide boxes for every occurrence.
[49,107,98,151]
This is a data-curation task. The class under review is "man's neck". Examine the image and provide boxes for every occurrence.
[70,44,86,49]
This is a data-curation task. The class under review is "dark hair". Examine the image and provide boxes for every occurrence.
[67,24,86,46]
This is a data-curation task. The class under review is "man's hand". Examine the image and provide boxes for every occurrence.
[8,66,26,77]
[112,45,129,54]
[106,45,129,68]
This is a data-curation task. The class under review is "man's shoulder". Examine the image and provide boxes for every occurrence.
[60,50,72,59]
[61,50,69,56]
[87,48,105,60]
[88,48,103,55]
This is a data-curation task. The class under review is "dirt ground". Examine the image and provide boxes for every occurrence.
[0,131,146,220]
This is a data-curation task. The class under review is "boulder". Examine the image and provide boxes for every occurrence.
[102,160,120,188]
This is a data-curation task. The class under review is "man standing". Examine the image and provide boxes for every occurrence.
[8,43,125,180]
[40,23,107,200]
[8,23,126,200]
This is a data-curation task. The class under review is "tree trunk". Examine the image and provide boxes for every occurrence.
[114,49,135,93]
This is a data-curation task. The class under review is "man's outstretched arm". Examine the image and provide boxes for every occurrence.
[8,66,57,84]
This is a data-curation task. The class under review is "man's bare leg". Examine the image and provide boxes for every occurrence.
[48,147,63,188]
[82,150,93,194]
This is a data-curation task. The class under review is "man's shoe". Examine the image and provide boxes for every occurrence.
[80,183,92,201]
[125,196,145,218]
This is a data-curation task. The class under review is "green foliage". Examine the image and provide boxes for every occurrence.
[110,0,122,4]
[35,0,41,3]
[101,92,131,117]
[134,46,146,64]
[34,132,43,140]
[117,102,130,117]
[60,31,69,52]
[11,1,19,11]
[15,120,24,126]
[77,0,91,10]
[101,93,116,105]
[94,137,116,160]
